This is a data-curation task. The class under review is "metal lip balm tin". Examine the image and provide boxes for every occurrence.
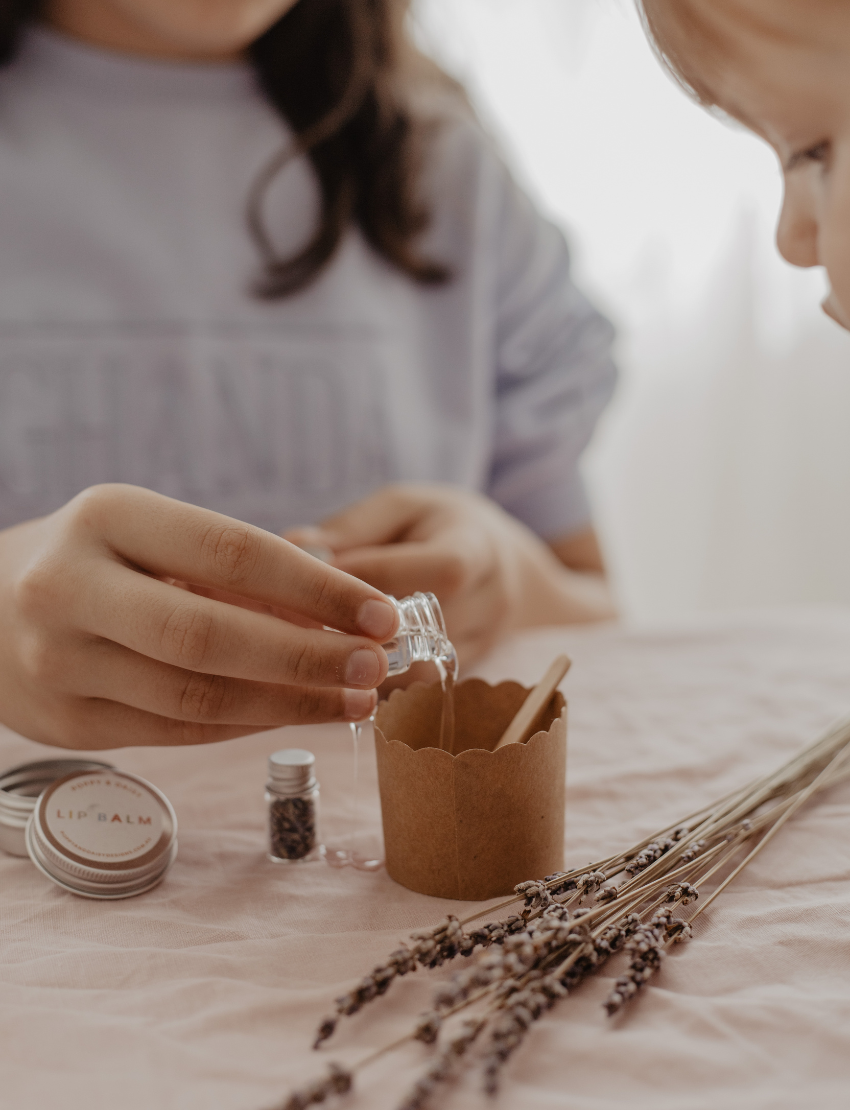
[0,758,114,857]
[26,768,177,899]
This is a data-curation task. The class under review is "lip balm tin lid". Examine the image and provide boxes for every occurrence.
[0,758,114,858]
[26,768,177,899]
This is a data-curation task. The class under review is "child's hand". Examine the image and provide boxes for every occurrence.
[0,485,398,749]
[285,484,615,668]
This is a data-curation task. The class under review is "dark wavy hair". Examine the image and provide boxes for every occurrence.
[0,0,453,297]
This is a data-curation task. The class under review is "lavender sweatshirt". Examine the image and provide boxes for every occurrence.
[0,28,616,538]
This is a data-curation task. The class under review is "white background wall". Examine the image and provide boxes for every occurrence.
[414,0,850,621]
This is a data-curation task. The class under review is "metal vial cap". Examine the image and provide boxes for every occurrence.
[268,749,316,794]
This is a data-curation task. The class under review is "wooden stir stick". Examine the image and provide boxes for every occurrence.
[493,654,572,751]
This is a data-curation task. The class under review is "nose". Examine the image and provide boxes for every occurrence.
[776,177,820,268]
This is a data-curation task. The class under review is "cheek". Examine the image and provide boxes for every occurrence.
[776,170,823,269]
[819,161,850,319]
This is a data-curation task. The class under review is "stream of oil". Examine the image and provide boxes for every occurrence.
[346,717,384,872]
[326,643,457,871]
[434,645,458,754]
[325,717,383,871]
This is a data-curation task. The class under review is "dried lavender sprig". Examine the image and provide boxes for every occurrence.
[296,854,725,1108]
[480,974,568,1096]
[484,913,641,1040]
[478,910,646,1096]
[313,908,549,1049]
[603,905,693,1019]
[404,909,615,1101]
[456,867,614,928]
[603,919,666,1016]
[298,880,719,1106]
[613,788,777,897]
[424,907,579,1016]
[575,850,716,943]
[555,842,725,933]
[291,718,850,1110]
[460,715,850,934]
[603,743,850,1019]
[674,718,850,851]
[624,838,676,875]
[610,718,850,895]
[474,821,708,931]
[452,866,617,940]
[313,916,465,1047]
[314,885,584,1049]
[417,943,581,1101]
[460,913,529,954]
[397,1019,486,1110]
[272,1063,352,1110]
[669,753,850,935]
[480,979,573,1096]
[665,881,698,904]
[684,736,850,930]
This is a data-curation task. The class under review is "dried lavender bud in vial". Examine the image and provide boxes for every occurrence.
[266,749,321,863]
[270,795,317,860]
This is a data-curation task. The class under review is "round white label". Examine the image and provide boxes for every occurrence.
[43,774,164,863]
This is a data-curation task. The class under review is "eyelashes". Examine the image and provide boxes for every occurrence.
[785,140,831,172]
[802,140,830,163]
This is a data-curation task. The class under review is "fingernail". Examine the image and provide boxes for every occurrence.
[357,598,397,641]
[344,688,377,721]
[345,647,381,687]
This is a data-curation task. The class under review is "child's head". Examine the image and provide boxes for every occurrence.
[638,0,850,329]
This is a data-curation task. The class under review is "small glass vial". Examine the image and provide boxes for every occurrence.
[383,592,455,676]
[266,749,323,864]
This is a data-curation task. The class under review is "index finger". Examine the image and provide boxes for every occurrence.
[72,485,399,641]
[288,484,436,552]
[334,541,479,599]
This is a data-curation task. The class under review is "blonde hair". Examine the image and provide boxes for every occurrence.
[636,0,729,107]
[637,0,840,110]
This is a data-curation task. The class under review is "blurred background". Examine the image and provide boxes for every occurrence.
[414,0,850,622]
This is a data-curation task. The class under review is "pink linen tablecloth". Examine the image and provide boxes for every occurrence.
[3,608,850,1110]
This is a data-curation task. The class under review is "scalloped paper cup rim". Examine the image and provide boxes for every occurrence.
[374,677,566,900]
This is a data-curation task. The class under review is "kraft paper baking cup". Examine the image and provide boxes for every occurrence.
[26,768,177,899]
[374,678,566,901]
